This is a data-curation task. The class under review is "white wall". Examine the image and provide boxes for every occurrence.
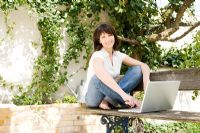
[174,91,200,112]
[0,7,87,102]
[0,7,41,85]
[0,6,200,113]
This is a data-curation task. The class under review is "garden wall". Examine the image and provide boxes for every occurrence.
[0,103,106,133]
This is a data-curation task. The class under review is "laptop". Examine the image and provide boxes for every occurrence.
[118,81,180,113]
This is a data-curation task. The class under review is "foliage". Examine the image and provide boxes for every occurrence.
[144,121,200,133]
[133,91,144,101]
[0,0,198,105]
[0,75,23,92]
[109,120,200,133]
[121,37,164,72]
[55,95,77,103]
[161,39,200,106]
[192,90,199,101]
[139,41,163,70]
[163,33,200,68]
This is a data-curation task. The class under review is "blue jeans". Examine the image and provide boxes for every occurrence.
[85,66,142,108]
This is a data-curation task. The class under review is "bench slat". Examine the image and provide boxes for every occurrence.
[82,108,200,123]
[150,68,200,90]
[128,68,200,91]
[80,68,200,125]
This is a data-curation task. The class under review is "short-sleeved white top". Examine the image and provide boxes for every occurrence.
[80,48,127,103]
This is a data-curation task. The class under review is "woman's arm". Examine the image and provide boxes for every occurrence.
[123,56,150,91]
[93,57,138,107]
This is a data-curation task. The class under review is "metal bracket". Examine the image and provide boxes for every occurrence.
[101,115,144,133]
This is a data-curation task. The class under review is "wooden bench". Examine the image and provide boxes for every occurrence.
[80,68,200,133]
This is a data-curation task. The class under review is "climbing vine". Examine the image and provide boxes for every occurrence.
[0,0,96,105]
[163,33,200,69]
[0,0,199,105]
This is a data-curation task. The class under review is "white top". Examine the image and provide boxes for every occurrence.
[79,48,127,103]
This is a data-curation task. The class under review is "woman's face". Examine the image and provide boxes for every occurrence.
[99,32,115,50]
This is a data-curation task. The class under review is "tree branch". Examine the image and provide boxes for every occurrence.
[144,0,195,42]
[119,21,200,44]
[147,27,178,42]
[162,5,176,28]
[174,0,195,27]
[118,0,196,45]
[161,21,200,42]
[117,36,140,45]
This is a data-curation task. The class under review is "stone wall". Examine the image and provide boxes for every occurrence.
[0,103,106,133]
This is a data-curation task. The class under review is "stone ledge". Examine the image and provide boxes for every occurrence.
[0,103,105,133]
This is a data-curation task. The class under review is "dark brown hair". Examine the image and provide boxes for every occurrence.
[93,23,119,51]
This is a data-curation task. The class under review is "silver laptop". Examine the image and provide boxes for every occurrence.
[118,81,180,113]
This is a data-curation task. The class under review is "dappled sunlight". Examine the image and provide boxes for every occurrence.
[0,104,106,133]
[84,115,106,133]
[66,53,87,95]
[173,91,200,112]
[0,7,41,85]
[156,0,200,50]
[8,106,62,133]
[0,41,34,83]
[158,26,200,49]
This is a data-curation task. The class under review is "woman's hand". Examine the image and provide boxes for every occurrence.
[122,94,141,108]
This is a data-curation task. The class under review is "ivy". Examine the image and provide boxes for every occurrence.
[163,34,200,69]
[1,0,95,105]
[0,1,199,105]
[55,95,77,103]
[143,121,200,133]
[0,75,23,91]
[14,16,62,105]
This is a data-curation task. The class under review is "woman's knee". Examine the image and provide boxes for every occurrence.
[85,76,104,108]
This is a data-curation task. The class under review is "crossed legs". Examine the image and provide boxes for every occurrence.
[85,66,142,109]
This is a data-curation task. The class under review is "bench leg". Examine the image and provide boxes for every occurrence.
[130,117,144,133]
[101,115,144,133]
[101,115,128,133]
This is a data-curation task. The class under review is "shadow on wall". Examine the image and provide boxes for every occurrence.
[0,88,12,104]
[0,7,41,84]
[0,6,88,102]
[0,104,106,133]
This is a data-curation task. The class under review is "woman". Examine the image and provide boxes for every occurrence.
[84,23,150,109]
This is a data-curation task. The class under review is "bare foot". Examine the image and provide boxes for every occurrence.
[99,100,111,110]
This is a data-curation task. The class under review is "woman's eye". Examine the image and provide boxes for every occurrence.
[108,34,113,37]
